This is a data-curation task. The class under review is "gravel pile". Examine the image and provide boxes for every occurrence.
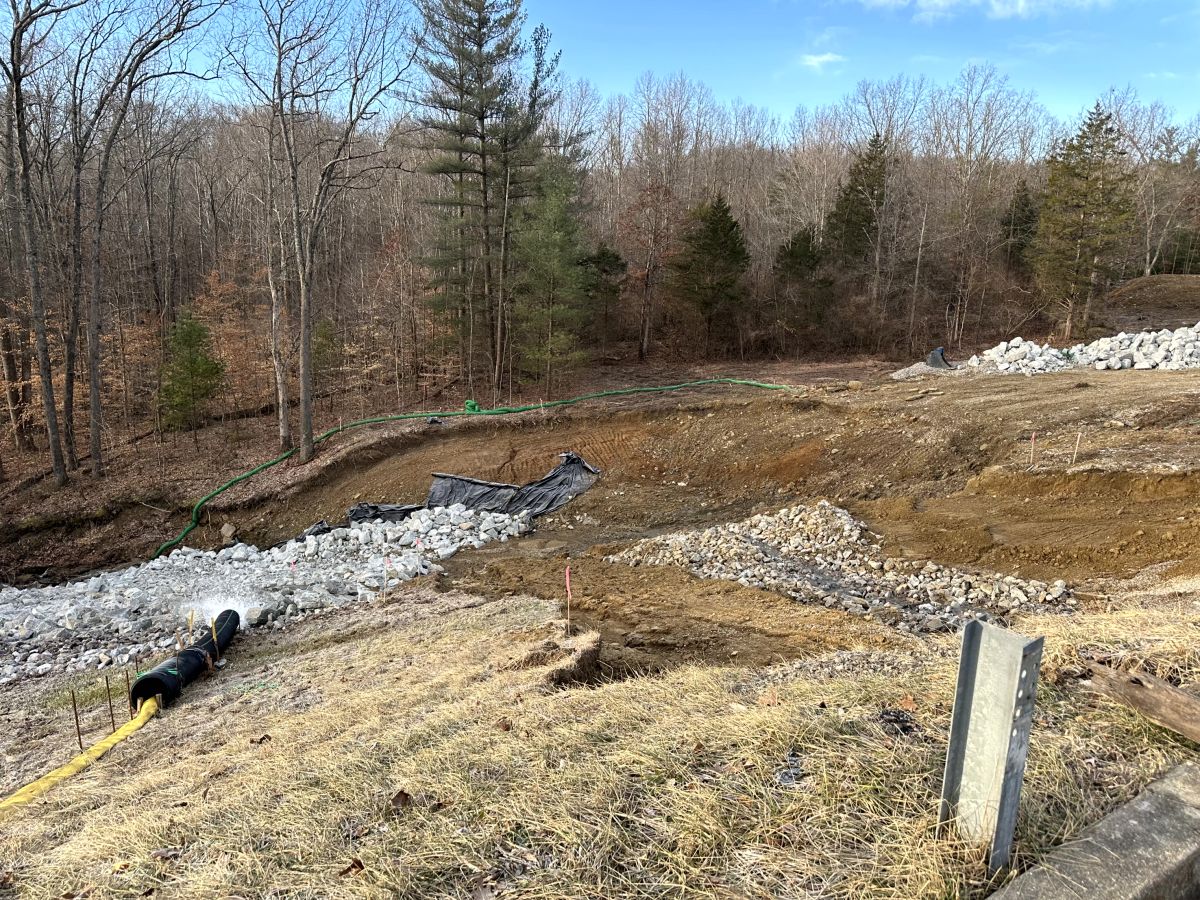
[606,501,1074,633]
[889,361,972,381]
[970,325,1200,376]
[0,505,531,685]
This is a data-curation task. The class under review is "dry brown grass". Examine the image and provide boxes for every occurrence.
[1,579,1198,899]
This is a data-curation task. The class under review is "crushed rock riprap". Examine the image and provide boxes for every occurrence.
[970,325,1200,376]
[0,505,531,685]
[606,501,1074,634]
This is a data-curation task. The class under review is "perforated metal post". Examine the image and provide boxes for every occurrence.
[939,620,1043,874]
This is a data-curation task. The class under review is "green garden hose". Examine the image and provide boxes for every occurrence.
[152,377,794,558]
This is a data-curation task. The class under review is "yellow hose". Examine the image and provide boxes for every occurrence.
[0,697,159,819]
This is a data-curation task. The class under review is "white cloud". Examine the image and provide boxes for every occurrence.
[855,0,1110,20]
[801,52,847,71]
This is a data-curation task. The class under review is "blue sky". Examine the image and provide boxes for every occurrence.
[521,0,1200,123]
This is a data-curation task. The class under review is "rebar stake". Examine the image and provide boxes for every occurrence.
[105,675,117,733]
[70,689,84,752]
[565,565,573,636]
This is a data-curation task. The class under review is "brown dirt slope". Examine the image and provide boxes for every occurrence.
[5,367,1200,593]
[219,369,1200,589]
[1102,274,1200,332]
[0,360,887,583]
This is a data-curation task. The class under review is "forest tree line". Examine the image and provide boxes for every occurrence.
[2,0,1199,484]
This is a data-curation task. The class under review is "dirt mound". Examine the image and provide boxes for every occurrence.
[1103,274,1200,332]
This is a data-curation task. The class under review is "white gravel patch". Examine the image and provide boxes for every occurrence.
[607,501,1075,634]
[0,504,531,685]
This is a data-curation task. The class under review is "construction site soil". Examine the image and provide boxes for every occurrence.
[6,354,1200,898]
[6,364,1200,675]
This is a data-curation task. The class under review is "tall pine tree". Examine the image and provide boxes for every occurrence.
[582,243,626,351]
[418,0,559,399]
[1032,103,1134,339]
[1002,178,1039,278]
[510,155,588,391]
[773,225,829,352]
[670,194,750,354]
[825,133,889,264]
[159,314,225,433]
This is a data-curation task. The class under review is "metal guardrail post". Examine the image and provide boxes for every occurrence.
[940,620,1044,873]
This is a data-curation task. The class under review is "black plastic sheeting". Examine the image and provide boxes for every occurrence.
[926,347,955,370]
[426,452,600,519]
[347,502,424,525]
[286,452,600,542]
[129,609,239,710]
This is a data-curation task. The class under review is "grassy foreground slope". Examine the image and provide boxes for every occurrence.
[2,579,1196,899]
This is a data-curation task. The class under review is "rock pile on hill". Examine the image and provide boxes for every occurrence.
[0,505,531,685]
[970,325,1200,376]
[607,501,1073,633]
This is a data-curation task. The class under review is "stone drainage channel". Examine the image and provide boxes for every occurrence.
[3,499,1080,685]
[607,501,1077,634]
[0,505,531,685]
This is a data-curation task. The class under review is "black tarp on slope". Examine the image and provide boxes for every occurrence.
[425,451,600,518]
[287,452,600,541]
[347,502,424,525]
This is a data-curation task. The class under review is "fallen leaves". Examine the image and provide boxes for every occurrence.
[389,790,413,811]
[389,788,448,815]
[756,686,780,707]
[337,858,364,878]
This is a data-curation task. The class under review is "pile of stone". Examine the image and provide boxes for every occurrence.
[0,505,531,685]
[970,325,1200,376]
[606,501,1074,634]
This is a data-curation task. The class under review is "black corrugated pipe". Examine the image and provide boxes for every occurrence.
[129,609,239,711]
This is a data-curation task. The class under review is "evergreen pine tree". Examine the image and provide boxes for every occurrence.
[418,0,559,397]
[825,133,888,263]
[1032,103,1134,339]
[773,224,830,349]
[775,225,822,281]
[670,194,750,353]
[582,242,625,351]
[1002,178,1039,277]
[160,314,224,432]
[510,156,588,390]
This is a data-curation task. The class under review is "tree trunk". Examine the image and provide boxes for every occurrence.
[62,160,86,471]
[1083,253,1102,334]
[639,269,653,362]
[11,64,66,486]
[297,268,313,461]
[268,261,292,452]
[88,159,113,478]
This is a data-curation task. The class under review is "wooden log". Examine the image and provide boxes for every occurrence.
[1084,661,1200,744]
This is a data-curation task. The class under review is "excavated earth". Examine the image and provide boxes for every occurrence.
[9,365,1198,676]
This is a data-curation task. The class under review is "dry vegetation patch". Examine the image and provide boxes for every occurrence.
[2,576,1198,899]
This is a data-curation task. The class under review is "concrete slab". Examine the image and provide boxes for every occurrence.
[993,761,1200,900]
